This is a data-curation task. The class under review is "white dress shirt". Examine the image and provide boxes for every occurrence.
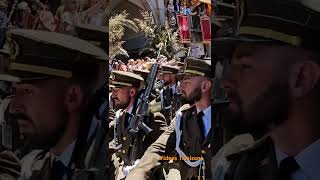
[275,138,320,180]
[197,105,212,137]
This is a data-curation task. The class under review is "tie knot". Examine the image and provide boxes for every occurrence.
[53,159,66,170]
[279,156,300,175]
[52,159,73,179]
[197,111,204,119]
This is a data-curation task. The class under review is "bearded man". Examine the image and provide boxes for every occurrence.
[211,0,320,179]
[126,57,214,180]
[109,71,167,180]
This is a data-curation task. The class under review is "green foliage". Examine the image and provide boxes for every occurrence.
[109,11,138,59]
[134,11,180,58]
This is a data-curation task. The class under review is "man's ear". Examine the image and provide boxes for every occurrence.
[129,88,137,98]
[201,79,212,93]
[289,61,320,99]
[65,85,83,112]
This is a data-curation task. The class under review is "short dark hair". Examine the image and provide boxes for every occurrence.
[70,60,101,100]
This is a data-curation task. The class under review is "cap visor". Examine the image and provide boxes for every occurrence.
[0,49,10,56]
[0,70,50,82]
[0,74,21,82]
[213,35,284,59]
[176,72,199,80]
[111,85,130,88]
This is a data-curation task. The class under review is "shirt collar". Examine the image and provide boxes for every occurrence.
[197,105,211,119]
[50,118,99,168]
[126,105,133,114]
[275,138,320,180]
[51,140,76,167]
[295,138,320,179]
[275,147,287,166]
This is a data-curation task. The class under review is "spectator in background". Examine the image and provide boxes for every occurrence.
[0,0,7,28]
[32,3,56,31]
[180,2,192,15]
[79,0,106,25]
[166,0,176,27]
[127,59,135,72]
[55,0,79,35]
[173,0,180,12]
[15,1,34,28]
[0,1,8,47]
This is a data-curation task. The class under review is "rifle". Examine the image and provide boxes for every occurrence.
[126,63,159,166]
[128,63,160,135]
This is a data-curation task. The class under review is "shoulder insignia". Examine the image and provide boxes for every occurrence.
[226,135,270,161]
[179,104,194,113]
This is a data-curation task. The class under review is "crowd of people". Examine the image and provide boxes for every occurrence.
[166,0,211,28]
[110,56,184,73]
[0,0,107,38]
[108,53,211,179]
[0,0,319,180]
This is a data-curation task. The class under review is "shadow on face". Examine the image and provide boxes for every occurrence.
[221,43,294,136]
[10,78,69,149]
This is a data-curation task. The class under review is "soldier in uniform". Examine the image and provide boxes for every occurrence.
[211,0,320,179]
[127,57,213,180]
[109,70,167,179]
[150,65,181,124]
[132,69,149,89]
[0,29,108,180]
[133,69,149,82]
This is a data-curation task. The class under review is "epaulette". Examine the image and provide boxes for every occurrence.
[179,104,194,113]
[226,135,270,161]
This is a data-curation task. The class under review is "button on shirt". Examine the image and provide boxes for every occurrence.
[275,138,320,180]
[197,106,212,137]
